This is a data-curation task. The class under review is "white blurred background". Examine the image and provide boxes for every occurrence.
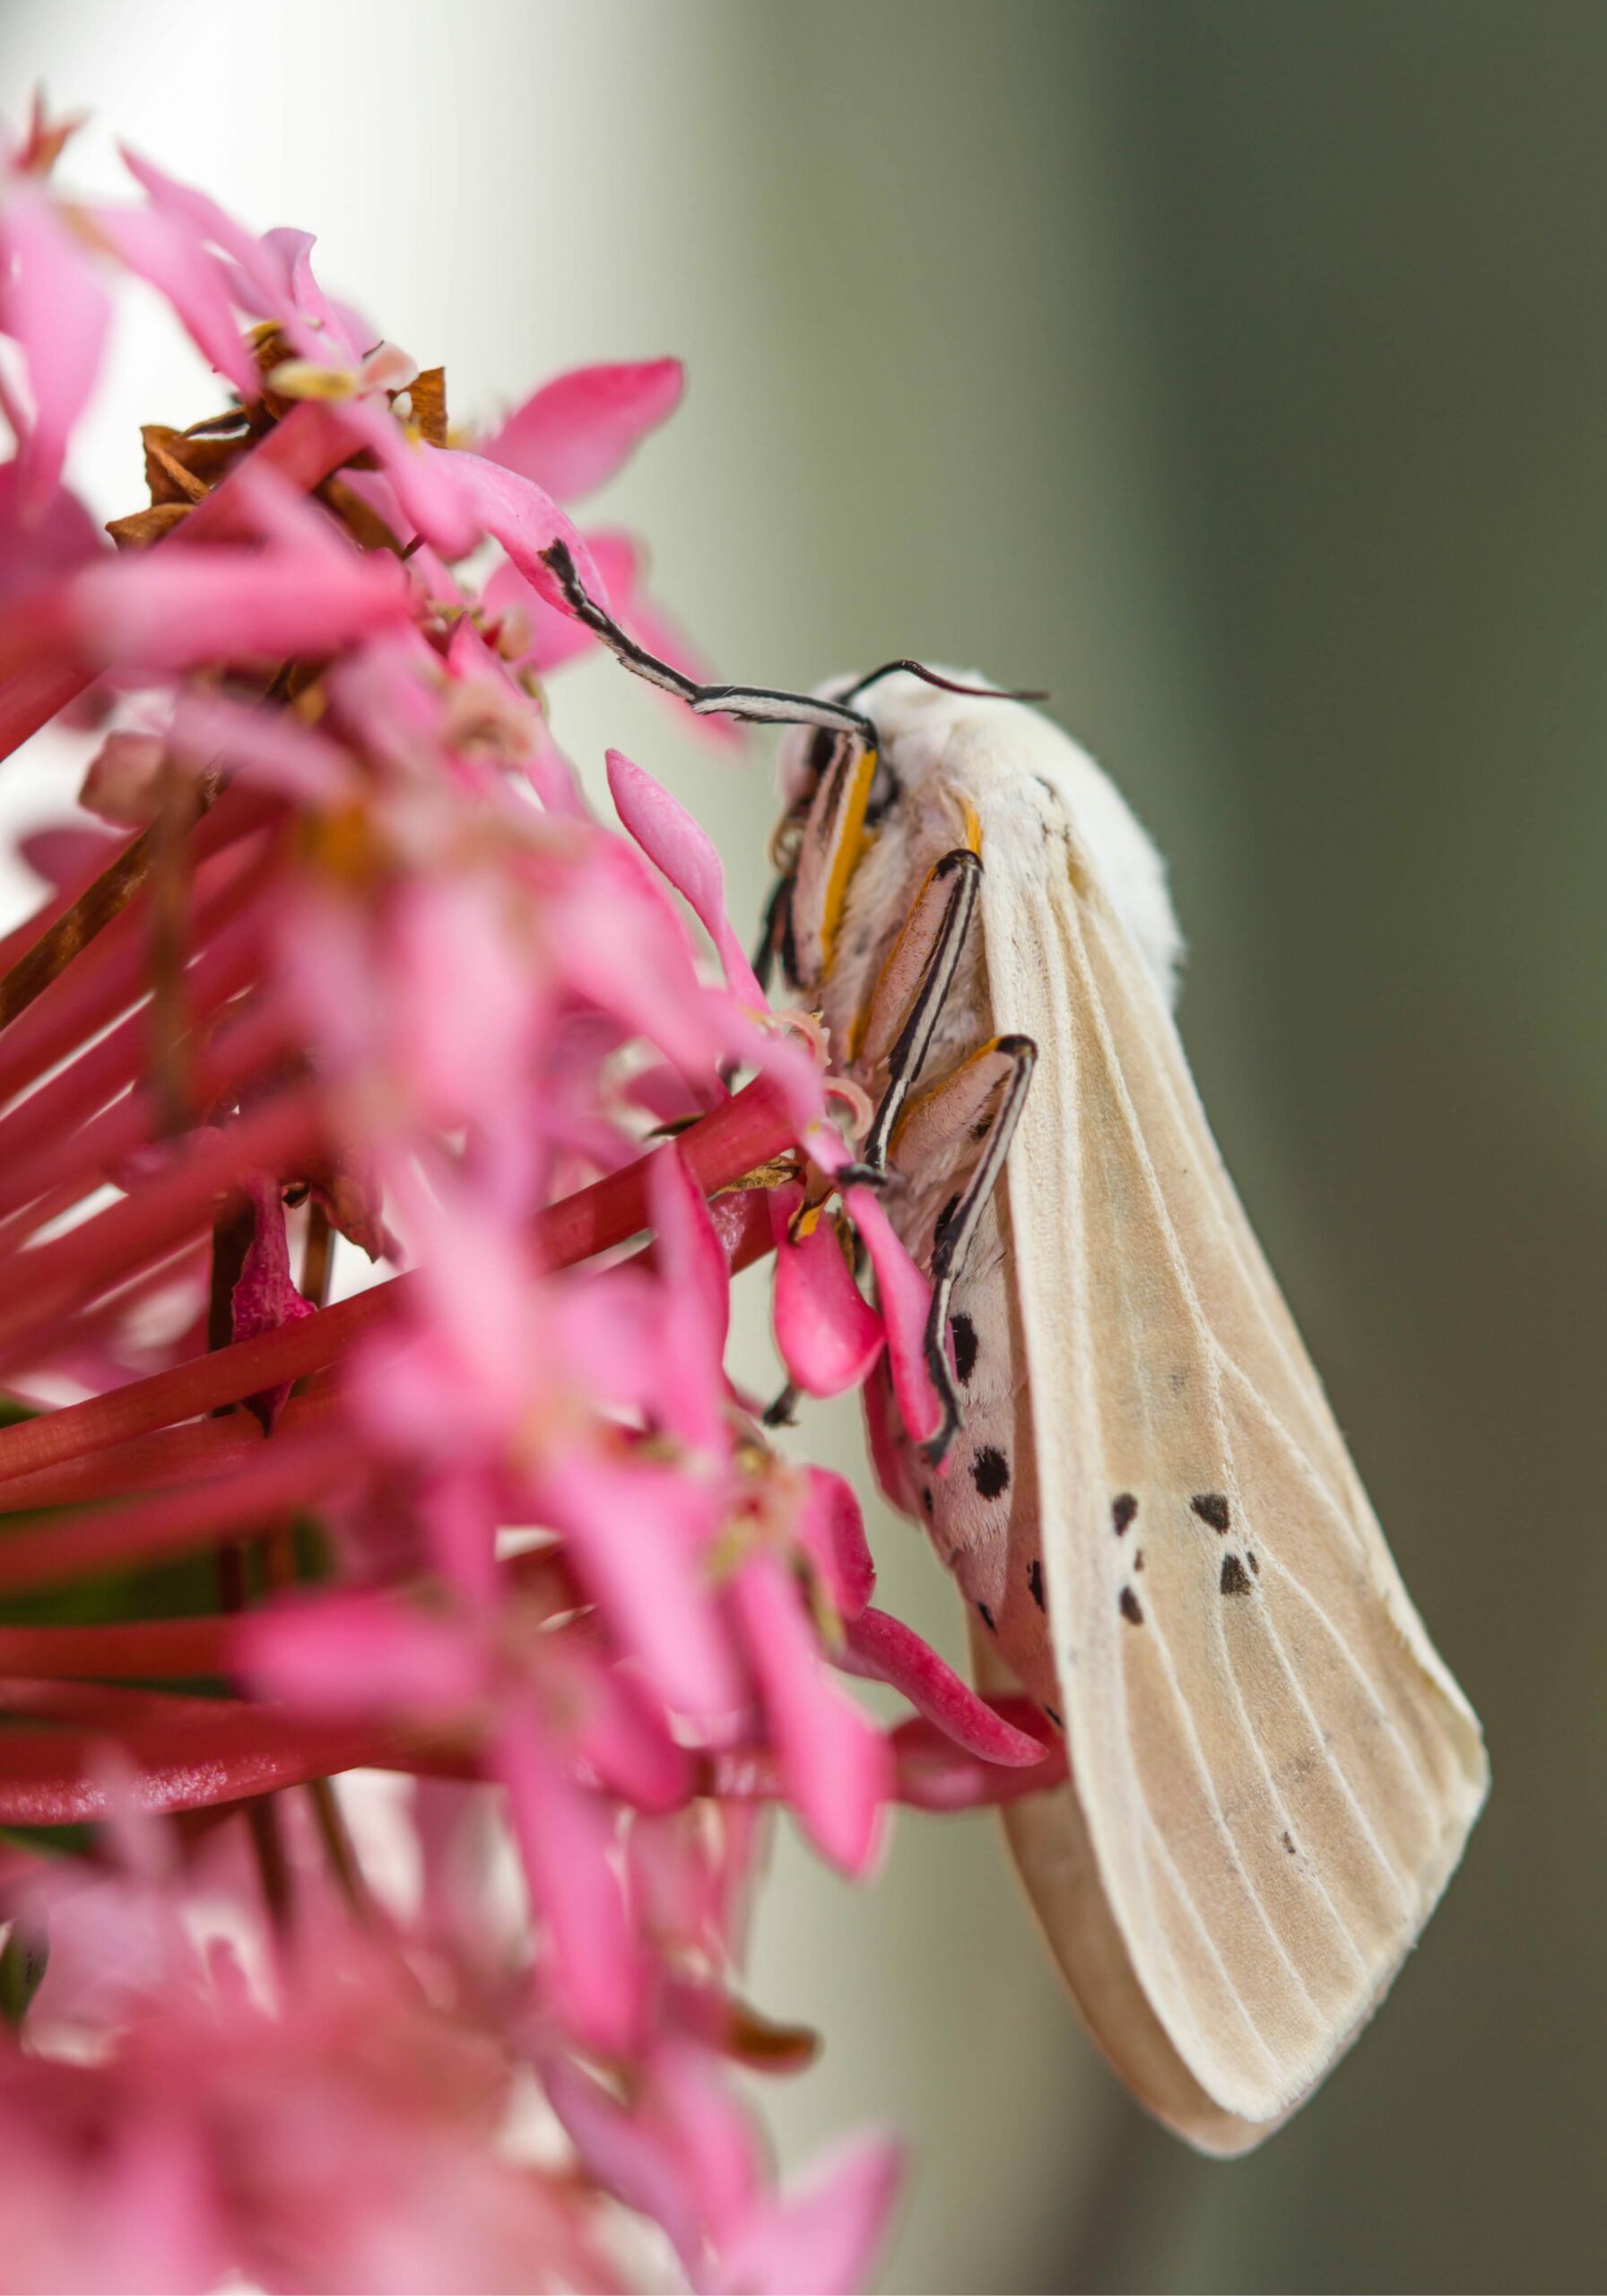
[4,6,1603,2291]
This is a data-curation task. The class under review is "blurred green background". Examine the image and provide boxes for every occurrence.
[4,3,1603,2288]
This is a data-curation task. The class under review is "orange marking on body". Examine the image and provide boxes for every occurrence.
[818,744,878,977]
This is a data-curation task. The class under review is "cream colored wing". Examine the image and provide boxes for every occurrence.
[973,779,1488,2148]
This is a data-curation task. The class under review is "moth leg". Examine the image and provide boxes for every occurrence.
[890,1033,1037,1465]
[538,541,877,742]
[855,848,983,1178]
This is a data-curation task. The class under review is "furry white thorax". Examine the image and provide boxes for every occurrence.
[781,671,1184,1013]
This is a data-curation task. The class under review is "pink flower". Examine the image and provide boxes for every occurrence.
[483,357,683,500]
[0,188,110,511]
[0,109,1045,2295]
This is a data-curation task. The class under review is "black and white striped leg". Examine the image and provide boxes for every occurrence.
[917,1035,1037,1465]
[856,848,981,1178]
[539,542,879,743]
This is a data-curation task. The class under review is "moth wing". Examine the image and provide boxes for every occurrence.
[972,778,1488,2141]
[968,1619,1286,2156]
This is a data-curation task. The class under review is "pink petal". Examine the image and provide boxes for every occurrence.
[496,1714,645,2057]
[0,194,111,511]
[795,1466,875,1623]
[769,1187,883,1398]
[439,448,609,611]
[230,1174,316,1430]
[484,358,683,502]
[846,1186,942,1445]
[644,2042,763,2253]
[484,533,638,676]
[92,204,260,396]
[387,874,538,1128]
[710,2129,905,2296]
[0,546,412,683]
[543,2055,702,2266]
[729,1554,890,1876]
[169,690,360,804]
[231,1176,314,1342]
[81,731,165,826]
[118,145,282,309]
[237,1589,485,1718]
[842,1607,1047,1766]
[606,750,766,1007]
[550,845,727,1086]
[17,822,121,891]
[536,1448,742,1720]
[890,1706,1066,1813]
[652,1138,730,1387]
[339,399,482,561]
[0,457,102,603]
[564,1643,693,1813]
[259,225,366,364]
[861,1355,923,1520]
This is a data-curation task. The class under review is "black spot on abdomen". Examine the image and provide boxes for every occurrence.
[1192,1492,1231,1534]
[970,1446,1010,1500]
[951,1312,978,1386]
[1119,1587,1144,1626]
[1220,1552,1253,1597]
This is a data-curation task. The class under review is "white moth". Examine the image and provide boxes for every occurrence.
[536,542,1490,2155]
[772,672,1489,2155]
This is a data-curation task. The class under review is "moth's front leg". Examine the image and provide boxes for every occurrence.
[890,1033,1037,1464]
[847,845,981,1178]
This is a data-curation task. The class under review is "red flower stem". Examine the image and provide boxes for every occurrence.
[0,1698,420,1828]
[0,1003,289,1239]
[0,1088,323,1367]
[29,1239,210,1366]
[0,779,280,1045]
[0,1172,89,1259]
[0,1419,355,1597]
[0,1696,1060,1827]
[0,835,273,1110]
[0,1386,337,1514]
[0,1615,235,1678]
[0,404,359,768]
[0,922,263,1202]
[0,835,131,978]
[0,1073,798,1484]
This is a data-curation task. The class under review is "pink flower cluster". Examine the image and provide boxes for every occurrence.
[0,100,1060,2292]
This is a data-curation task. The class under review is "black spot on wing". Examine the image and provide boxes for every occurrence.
[1281,1830,1297,1856]
[1042,1702,1063,1729]
[977,1601,995,1632]
[1191,1492,1231,1534]
[971,1446,1010,1500]
[1119,1587,1144,1627]
[1247,1549,1260,1575]
[935,1193,961,1242]
[1133,1548,1144,1572]
[969,1113,993,1143]
[1111,1492,1138,1535]
[1027,1559,1045,1611]
[1220,1552,1253,1597]
[950,1312,978,1386]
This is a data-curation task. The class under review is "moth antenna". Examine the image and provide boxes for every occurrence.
[839,661,1049,707]
[538,542,879,744]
